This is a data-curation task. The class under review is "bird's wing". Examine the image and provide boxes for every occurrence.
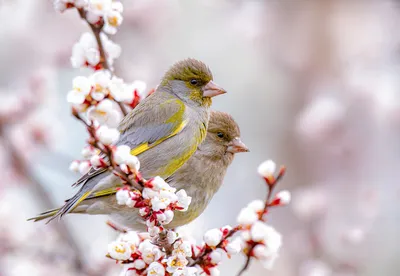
[72,94,187,189]
[53,96,189,219]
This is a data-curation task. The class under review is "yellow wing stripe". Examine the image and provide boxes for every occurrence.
[130,119,188,156]
[75,191,91,206]
[92,188,117,197]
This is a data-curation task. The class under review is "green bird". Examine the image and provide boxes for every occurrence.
[30,58,226,222]
[31,111,248,230]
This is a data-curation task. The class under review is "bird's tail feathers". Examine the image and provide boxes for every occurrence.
[45,191,91,223]
[28,191,91,223]
[27,208,60,222]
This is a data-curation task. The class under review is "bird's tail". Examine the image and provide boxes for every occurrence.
[28,190,91,223]
[27,208,60,222]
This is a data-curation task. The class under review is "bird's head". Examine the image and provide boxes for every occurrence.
[160,58,226,107]
[199,111,249,165]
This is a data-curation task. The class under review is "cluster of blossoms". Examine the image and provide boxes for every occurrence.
[54,0,123,34]
[70,32,121,70]
[67,71,147,125]
[55,0,149,175]
[107,225,243,275]
[107,160,290,276]
[115,173,192,233]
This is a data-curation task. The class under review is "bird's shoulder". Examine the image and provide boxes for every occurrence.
[118,90,188,134]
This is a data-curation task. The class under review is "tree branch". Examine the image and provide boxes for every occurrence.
[77,8,128,116]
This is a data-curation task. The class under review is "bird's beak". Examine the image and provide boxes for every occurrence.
[227,137,249,153]
[203,81,227,98]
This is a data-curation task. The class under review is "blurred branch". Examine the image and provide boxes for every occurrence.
[0,123,85,272]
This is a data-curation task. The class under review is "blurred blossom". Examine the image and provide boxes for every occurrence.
[342,227,365,245]
[299,259,333,276]
[296,95,346,143]
[292,188,328,220]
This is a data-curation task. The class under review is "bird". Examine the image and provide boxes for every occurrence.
[30,58,226,222]
[31,111,248,230]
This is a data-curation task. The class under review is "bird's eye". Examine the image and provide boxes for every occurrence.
[190,79,198,85]
[217,132,225,138]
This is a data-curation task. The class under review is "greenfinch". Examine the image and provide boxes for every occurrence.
[31,111,248,231]
[31,58,226,222]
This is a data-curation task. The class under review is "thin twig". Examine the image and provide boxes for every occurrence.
[236,167,286,276]
[77,8,128,116]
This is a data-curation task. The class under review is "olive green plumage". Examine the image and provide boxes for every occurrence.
[30,58,226,223]
[103,111,248,230]
[31,111,248,230]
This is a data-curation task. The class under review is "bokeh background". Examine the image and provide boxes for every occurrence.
[1,0,399,275]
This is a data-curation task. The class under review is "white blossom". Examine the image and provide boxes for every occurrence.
[147,261,165,276]
[133,259,146,270]
[54,0,88,12]
[148,226,161,237]
[70,32,120,69]
[90,70,111,101]
[78,160,91,174]
[81,146,98,159]
[226,237,242,255]
[250,224,282,270]
[114,145,131,164]
[101,33,121,65]
[150,176,169,190]
[151,196,171,212]
[87,99,121,127]
[125,155,140,172]
[90,155,102,168]
[71,33,99,68]
[67,76,92,105]
[253,244,279,270]
[167,230,178,245]
[172,240,192,258]
[160,209,174,225]
[69,160,80,172]
[118,231,140,248]
[237,207,258,225]
[104,9,123,34]
[96,125,120,145]
[166,255,188,273]
[204,228,223,247]
[209,248,225,264]
[139,240,164,264]
[86,0,113,24]
[108,241,131,261]
[209,267,221,276]
[109,76,134,103]
[275,190,291,205]
[257,160,276,178]
[172,267,198,276]
[176,190,192,211]
[247,199,265,213]
[131,80,148,100]
[142,188,158,200]
[116,189,130,205]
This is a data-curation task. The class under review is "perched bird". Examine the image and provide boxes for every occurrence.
[31,111,248,230]
[154,110,249,229]
[30,58,226,222]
